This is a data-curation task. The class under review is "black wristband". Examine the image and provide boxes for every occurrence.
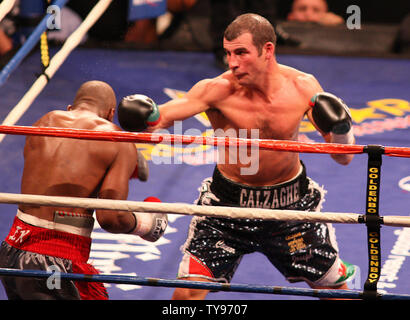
[126,212,137,234]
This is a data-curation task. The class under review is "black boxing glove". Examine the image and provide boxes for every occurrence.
[118,94,160,132]
[309,92,352,134]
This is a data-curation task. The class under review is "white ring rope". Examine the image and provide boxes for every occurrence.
[0,0,16,22]
[0,192,409,227]
[0,0,113,143]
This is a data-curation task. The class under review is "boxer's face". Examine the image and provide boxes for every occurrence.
[224,33,266,87]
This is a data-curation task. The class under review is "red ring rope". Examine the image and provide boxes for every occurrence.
[0,125,409,157]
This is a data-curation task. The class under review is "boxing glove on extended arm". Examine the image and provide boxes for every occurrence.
[118,94,160,132]
[309,92,354,144]
[128,197,168,242]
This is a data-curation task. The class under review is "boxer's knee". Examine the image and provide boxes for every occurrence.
[309,258,357,288]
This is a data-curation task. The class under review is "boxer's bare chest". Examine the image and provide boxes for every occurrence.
[208,84,307,141]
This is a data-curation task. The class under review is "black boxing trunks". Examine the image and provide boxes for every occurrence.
[177,163,356,287]
[0,210,108,300]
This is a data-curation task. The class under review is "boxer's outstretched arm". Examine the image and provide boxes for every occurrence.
[118,75,231,132]
[151,77,232,130]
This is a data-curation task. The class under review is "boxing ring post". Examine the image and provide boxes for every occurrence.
[0,0,16,22]
[0,0,113,143]
[0,0,69,87]
[362,145,384,299]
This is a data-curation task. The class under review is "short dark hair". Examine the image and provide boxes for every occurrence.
[224,13,276,55]
[73,80,116,112]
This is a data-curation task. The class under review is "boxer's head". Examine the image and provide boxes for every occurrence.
[223,14,277,87]
[70,80,116,121]
[224,13,276,56]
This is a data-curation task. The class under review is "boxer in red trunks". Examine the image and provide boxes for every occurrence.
[0,81,167,300]
[117,13,357,299]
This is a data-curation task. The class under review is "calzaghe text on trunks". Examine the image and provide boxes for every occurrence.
[239,182,300,208]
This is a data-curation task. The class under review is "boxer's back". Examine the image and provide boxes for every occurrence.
[19,109,120,220]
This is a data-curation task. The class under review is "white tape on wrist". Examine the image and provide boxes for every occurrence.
[331,127,354,144]
[129,212,152,236]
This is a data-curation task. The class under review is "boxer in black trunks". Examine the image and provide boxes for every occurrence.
[179,164,355,289]
[117,13,357,299]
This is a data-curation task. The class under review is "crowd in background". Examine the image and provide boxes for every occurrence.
[1,0,409,69]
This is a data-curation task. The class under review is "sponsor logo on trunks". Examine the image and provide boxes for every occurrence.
[8,226,30,244]
[215,240,236,254]
[286,232,307,253]
[239,182,300,208]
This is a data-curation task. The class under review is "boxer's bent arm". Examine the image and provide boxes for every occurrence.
[307,107,355,165]
[320,130,355,165]
[96,143,138,233]
[299,75,355,166]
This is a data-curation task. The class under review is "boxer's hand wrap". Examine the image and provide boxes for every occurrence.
[309,92,352,135]
[129,197,167,242]
[331,130,355,145]
[131,149,149,181]
[118,94,160,132]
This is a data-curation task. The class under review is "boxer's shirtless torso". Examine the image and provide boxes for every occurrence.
[158,62,324,186]
[202,65,321,185]
[20,108,136,221]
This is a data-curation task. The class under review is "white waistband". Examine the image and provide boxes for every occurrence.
[17,210,93,238]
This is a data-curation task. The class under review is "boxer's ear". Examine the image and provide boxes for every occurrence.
[106,108,115,122]
[263,42,275,59]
